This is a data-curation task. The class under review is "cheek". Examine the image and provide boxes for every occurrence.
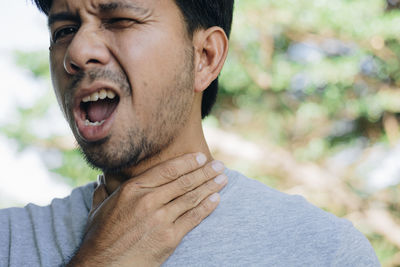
[113,29,185,81]
[50,51,68,113]
[50,50,65,86]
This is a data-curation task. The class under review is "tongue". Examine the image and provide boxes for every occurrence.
[87,99,118,123]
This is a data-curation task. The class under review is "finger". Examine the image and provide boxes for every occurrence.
[133,152,208,187]
[173,193,220,239]
[165,174,228,221]
[157,160,226,204]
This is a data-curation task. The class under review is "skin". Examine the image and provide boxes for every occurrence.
[49,0,196,176]
[71,154,228,266]
[48,0,229,265]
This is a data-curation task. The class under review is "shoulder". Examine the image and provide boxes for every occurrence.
[0,181,95,220]
[219,168,330,222]
[167,169,380,266]
[0,182,96,266]
[228,169,379,265]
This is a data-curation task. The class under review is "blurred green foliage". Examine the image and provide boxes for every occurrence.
[1,51,100,187]
[15,50,50,79]
[52,149,100,187]
[218,0,400,163]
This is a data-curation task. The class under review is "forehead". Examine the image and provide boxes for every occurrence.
[49,0,170,16]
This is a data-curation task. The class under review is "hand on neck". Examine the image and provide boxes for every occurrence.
[103,121,213,195]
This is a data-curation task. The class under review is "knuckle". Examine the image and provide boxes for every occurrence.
[120,181,141,195]
[184,191,200,207]
[160,163,179,180]
[119,183,130,195]
[118,185,132,203]
[137,193,155,214]
[153,209,168,224]
[201,165,213,179]
[201,198,212,211]
[118,182,147,205]
[178,174,193,190]
[205,180,217,192]
[187,208,202,223]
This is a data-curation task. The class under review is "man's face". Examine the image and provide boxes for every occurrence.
[48,0,195,173]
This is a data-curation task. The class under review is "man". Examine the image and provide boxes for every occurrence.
[0,0,380,266]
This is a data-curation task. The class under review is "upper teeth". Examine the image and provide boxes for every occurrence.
[82,89,116,103]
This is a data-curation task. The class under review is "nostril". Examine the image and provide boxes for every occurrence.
[87,59,101,65]
[70,62,80,72]
[64,58,81,74]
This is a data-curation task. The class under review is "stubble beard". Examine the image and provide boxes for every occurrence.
[74,48,195,174]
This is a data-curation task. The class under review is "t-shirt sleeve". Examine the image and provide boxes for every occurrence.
[331,221,380,267]
[0,209,11,266]
[0,182,95,266]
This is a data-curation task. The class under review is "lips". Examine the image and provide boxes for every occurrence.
[73,84,120,142]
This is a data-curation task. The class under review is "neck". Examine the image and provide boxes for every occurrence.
[103,117,212,194]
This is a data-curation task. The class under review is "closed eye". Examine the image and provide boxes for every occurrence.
[103,18,139,29]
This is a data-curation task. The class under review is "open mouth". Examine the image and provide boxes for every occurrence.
[75,88,120,141]
[80,89,119,125]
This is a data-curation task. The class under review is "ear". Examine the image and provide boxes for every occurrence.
[193,27,229,93]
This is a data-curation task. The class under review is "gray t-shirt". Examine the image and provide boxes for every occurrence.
[0,169,380,266]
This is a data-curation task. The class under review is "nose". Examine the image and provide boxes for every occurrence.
[63,27,111,75]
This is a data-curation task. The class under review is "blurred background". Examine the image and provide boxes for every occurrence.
[1,0,400,265]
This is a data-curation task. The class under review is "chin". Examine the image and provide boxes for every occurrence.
[77,133,169,174]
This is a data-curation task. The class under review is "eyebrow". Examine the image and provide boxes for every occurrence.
[98,2,150,15]
[48,12,80,27]
[48,1,150,27]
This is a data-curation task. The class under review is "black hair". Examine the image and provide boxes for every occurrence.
[33,0,234,118]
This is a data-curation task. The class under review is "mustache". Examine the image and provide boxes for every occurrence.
[68,68,131,96]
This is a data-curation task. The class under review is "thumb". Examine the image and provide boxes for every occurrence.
[91,174,109,212]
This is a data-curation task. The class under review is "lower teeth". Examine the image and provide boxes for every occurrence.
[85,119,106,126]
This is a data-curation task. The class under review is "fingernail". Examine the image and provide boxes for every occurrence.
[196,153,207,165]
[209,193,220,202]
[212,161,225,172]
[214,174,227,185]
